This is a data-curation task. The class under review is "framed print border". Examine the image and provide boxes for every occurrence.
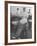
[5,1,36,45]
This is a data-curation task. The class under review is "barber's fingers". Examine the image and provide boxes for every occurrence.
[12,21,18,25]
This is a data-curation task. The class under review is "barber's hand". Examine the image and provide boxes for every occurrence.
[12,21,18,25]
[20,18,27,24]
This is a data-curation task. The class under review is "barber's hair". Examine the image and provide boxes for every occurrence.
[17,8,19,11]
[23,7,25,12]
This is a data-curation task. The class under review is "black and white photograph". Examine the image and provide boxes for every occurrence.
[10,6,32,39]
[5,1,36,45]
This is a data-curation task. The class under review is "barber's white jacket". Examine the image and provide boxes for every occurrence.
[20,12,32,24]
[20,17,27,24]
[19,12,27,24]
